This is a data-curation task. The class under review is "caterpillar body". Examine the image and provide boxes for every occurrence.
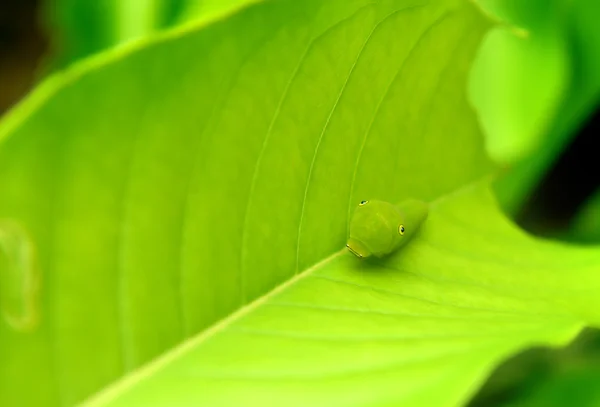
[347,199,429,259]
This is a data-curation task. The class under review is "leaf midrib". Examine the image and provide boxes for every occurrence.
[81,177,497,406]
[81,248,346,406]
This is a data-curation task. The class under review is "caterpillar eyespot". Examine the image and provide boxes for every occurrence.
[359,200,368,206]
[347,199,428,259]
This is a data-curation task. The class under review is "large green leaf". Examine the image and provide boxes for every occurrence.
[83,183,600,407]
[0,0,496,405]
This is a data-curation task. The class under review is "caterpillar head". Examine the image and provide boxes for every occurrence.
[347,199,428,259]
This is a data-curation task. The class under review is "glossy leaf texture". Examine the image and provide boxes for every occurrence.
[0,0,496,405]
[85,184,600,407]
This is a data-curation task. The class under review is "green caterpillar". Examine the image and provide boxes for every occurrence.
[347,199,429,259]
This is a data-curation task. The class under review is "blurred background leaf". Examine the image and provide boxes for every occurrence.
[470,0,600,218]
[42,0,257,69]
[469,0,570,165]
[506,364,600,407]
[470,328,600,407]
[567,190,600,243]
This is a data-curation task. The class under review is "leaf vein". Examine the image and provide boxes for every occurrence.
[309,274,558,317]
[266,301,533,320]
[236,3,376,303]
[295,5,421,273]
[346,10,453,230]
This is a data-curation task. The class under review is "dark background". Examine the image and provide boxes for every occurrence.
[0,0,47,114]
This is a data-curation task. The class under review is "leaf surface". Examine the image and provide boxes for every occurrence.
[5,0,594,406]
[85,184,600,407]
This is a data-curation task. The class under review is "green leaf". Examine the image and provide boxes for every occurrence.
[567,189,600,243]
[84,183,600,407]
[0,0,496,405]
[468,25,569,164]
[470,328,600,407]
[469,0,600,214]
[469,0,570,164]
[507,367,600,407]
